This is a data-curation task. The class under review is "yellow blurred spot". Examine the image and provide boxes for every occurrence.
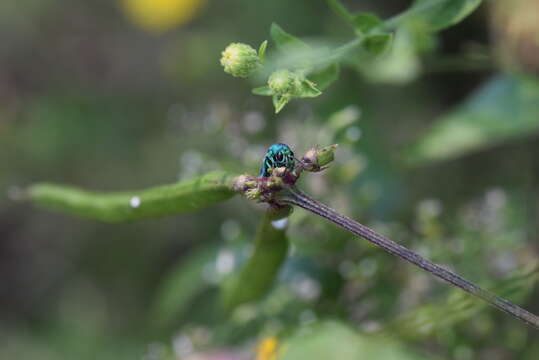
[256,336,279,360]
[121,0,207,33]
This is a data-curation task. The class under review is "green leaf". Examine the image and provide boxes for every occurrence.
[221,208,290,312]
[326,0,354,24]
[252,85,273,96]
[363,33,393,56]
[384,264,539,341]
[298,79,322,98]
[270,23,310,52]
[150,245,219,330]
[358,28,420,84]
[403,0,482,32]
[308,63,340,91]
[352,12,383,34]
[281,321,427,360]
[273,94,291,113]
[258,40,268,63]
[28,171,237,223]
[405,75,539,165]
[327,1,383,36]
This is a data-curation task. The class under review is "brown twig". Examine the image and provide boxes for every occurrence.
[277,185,539,329]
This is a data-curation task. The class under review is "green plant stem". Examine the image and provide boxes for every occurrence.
[322,37,364,66]
[260,36,364,78]
[27,171,236,223]
[277,186,539,329]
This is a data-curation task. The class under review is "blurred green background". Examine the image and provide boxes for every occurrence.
[1,0,539,359]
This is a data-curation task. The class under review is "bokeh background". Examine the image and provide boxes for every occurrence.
[1,0,539,359]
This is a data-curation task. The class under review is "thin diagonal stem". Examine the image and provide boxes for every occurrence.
[278,186,539,329]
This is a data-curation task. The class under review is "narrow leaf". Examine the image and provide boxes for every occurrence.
[352,13,383,35]
[298,80,322,98]
[273,94,291,114]
[308,63,340,91]
[221,208,290,312]
[393,0,482,32]
[357,28,420,84]
[28,171,237,223]
[363,33,393,56]
[252,85,274,96]
[270,23,309,52]
[258,40,268,63]
[150,245,219,330]
[326,0,354,23]
[405,75,539,165]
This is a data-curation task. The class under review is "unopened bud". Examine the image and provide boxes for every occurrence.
[220,43,260,78]
[317,144,338,167]
[268,69,302,96]
[301,144,338,172]
[302,148,318,165]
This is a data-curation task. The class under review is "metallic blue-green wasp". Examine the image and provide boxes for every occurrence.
[259,143,295,177]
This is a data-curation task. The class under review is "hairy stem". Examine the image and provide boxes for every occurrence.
[278,186,539,329]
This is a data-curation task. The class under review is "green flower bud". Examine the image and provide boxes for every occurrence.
[220,43,260,78]
[301,144,338,172]
[268,69,302,96]
[317,144,338,166]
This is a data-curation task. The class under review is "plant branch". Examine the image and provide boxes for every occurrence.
[27,171,237,223]
[277,186,539,329]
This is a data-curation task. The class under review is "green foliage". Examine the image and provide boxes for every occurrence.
[384,263,539,340]
[308,63,340,91]
[8,0,539,358]
[352,13,383,35]
[403,0,483,31]
[357,27,421,84]
[258,40,268,63]
[221,208,290,311]
[363,33,393,56]
[270,23,310,53]
[281,321,427,360]
[254,25,325,113]
[28,171,236,223]
[224,0,483,112]
[150,245,219,330]
[405,75,539,165]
